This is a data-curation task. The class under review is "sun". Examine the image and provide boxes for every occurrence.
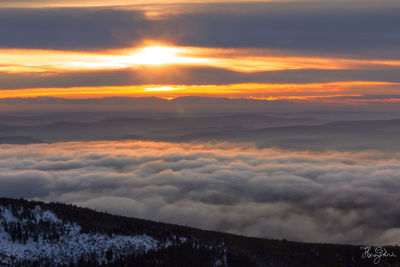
[127,46,208,65]
[131,46,179,65]
[145,86,183,92]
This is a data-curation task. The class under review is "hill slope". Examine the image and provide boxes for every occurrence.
[1,198,399,266]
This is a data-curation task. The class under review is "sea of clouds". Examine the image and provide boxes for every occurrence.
[1,140,400,245]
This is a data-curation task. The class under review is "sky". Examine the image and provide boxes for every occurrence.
[2,1,400,247]
[1,0,400,104]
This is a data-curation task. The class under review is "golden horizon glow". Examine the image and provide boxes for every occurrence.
[2,45,400,102]
[0,0,285,8]
[0,46,213,73]
[2,46,400,74]
[0,81,396,100]
[145,86,184,91]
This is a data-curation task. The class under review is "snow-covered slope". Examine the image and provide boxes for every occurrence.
[0,205,164,266]
[2,198,392,267]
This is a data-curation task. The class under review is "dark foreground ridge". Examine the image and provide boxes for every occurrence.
[0,198,398,267]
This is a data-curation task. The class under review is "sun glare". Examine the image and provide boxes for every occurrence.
[127,46,208,65]
[145,86,183,92]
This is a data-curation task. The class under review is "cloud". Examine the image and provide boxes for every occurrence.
[0,0,292,8]
[0,8,148,49]
[1,95,400,115]
[1,140,400,245]
[153,2,400,56]
[2,67,400,90]
[1,2,400,58]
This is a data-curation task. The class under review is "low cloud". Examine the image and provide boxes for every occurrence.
[1,141,400,245]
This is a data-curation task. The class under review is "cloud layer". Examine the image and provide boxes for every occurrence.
[1,140,400,245]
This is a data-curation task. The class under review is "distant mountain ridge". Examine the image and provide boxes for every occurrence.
[0,113,320,142]
[0,115,399,150]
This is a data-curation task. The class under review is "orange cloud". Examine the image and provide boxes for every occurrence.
[0,0,287,8]
[0,81,396,100]
[2,46,400,74]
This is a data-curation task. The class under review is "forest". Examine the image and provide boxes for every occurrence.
[0,198,399,267]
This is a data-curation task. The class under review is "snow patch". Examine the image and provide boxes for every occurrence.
[0,205,158,266]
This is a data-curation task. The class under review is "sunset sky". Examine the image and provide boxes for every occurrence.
[1,0,400,103]
[2,1,400,248]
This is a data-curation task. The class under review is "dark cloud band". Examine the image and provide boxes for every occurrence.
[1,67,400,90]
[0,8,148,49]
[0,2,400,58]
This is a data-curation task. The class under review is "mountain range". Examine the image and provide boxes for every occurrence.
[0,114,398,151]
